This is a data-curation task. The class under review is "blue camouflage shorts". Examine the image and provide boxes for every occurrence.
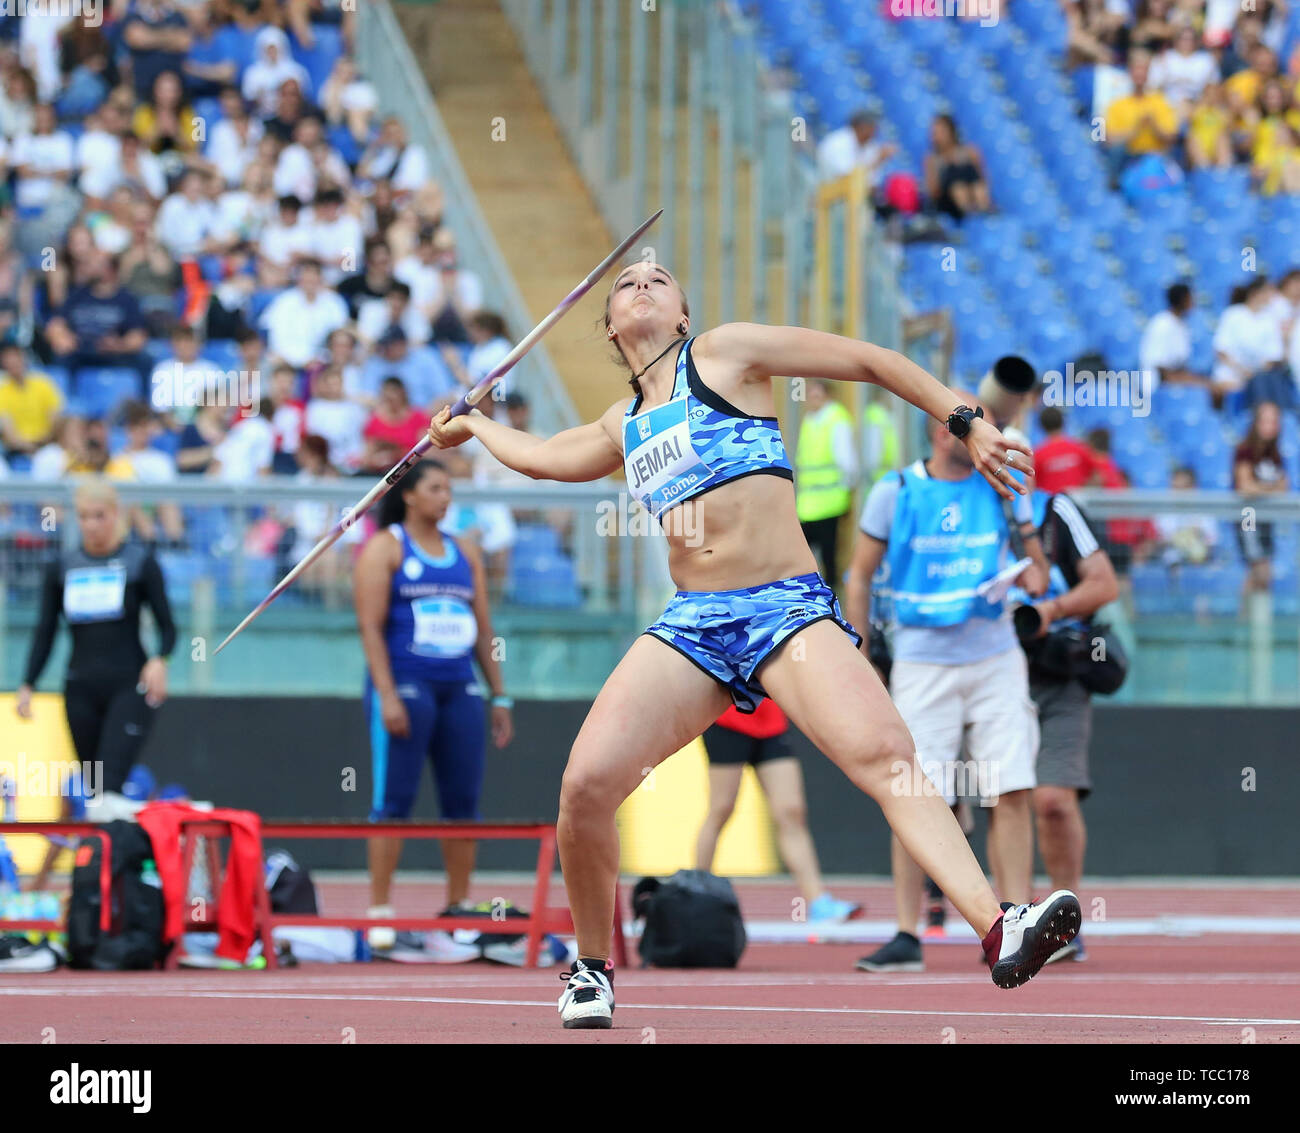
[644,571,863,713]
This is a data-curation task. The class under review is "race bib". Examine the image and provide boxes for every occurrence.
[63,565,127,623]
[410,596,477,658]
[623,398,714,517]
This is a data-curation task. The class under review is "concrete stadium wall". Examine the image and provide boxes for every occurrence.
[131,698,1299,878]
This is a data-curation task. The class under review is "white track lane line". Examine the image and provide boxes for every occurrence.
[4,971,1299,990]
[0,986,1296,1026]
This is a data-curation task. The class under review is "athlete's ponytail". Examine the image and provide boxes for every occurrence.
[377,459,446,528]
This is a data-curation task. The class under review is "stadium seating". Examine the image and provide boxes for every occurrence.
[508,551,582,608]
[750,1,1299,404]
[74,368,143,420]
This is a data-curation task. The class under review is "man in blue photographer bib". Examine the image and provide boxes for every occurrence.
[845,391,1049,974]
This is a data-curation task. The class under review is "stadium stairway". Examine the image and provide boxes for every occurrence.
[395,0,621,425]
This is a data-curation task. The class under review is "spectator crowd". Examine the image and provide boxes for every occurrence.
[0,0,545,586]
[1073,0,1300,194]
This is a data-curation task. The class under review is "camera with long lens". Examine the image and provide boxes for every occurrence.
[1014,604,1089,681]
[977,355,1037,423]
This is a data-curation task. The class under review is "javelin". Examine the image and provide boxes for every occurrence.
[213,208,664,655]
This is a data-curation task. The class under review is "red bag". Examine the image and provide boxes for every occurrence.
[882,172,921,215]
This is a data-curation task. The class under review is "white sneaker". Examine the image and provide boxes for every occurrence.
[84,791,143,823]
[983,890,1082,989]
[423,931,481,964]
[0,938,59,973]
[558,960,615,1029]
[366,905,397,952]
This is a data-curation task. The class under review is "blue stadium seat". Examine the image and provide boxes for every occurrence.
[1128,459,1171,490]
[217,23,258,76]
[1188,167,1251,208]
[1130,563,1179,615]
[75,368,141,419]
[239,556,278,605]
[247,290,279,325]
[39,364,72,396]
[151,429,180,456]
[756,0,802,31]
[508,555,581,608]
[182,507,228,555]
[1016,0,1069,45]
[144,339,174,367]
[1191,445,1233,490]
[290,25,344,95]
[513,524,561,559]
[1154,384,1214,434]
[198,255,225,282]
[204,339,243,371]
[193,96,221,127]
[157,552,204,604]
[328,122,367,167]
[1200,564,1249,615]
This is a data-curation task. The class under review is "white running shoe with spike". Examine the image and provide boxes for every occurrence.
[984,890,1082,989]
[558,959,615,1029]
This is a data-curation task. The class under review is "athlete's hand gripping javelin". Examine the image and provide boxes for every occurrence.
[427,405,476,450]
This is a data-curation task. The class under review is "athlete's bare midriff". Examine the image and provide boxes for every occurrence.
[657,473,818,592]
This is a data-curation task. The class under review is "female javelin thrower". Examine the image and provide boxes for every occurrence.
[427,262,1080,1029]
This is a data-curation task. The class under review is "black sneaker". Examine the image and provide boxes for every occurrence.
[558,959,615,1029]
[855,931,924,972]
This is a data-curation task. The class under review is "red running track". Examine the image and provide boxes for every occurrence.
[1,877,1297,1044]
[0,939,1297,1044]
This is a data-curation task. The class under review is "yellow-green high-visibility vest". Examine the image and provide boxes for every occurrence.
[796,401,853,522]
[862,402,901,485]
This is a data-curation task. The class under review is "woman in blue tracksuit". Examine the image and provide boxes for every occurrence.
[353,459,512,958]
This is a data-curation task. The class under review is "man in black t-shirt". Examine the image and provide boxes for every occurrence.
[122,0,192,99]
[46,256,151,391]
[337,237,397,317]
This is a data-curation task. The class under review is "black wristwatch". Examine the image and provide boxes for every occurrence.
[946,404,984,439]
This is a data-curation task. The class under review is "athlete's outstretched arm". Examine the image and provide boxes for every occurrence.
[694,322,1031,499]
[427,400,627,483]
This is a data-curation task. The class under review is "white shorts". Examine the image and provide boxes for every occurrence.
[890,647,1039,806]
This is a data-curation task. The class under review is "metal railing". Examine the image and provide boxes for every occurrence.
[1,477,668,699]
[4,479,1298,704]
[357,0,579,437]
[1071,489,1300,707]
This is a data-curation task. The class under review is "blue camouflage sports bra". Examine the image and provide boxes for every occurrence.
[621,337,793,522]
